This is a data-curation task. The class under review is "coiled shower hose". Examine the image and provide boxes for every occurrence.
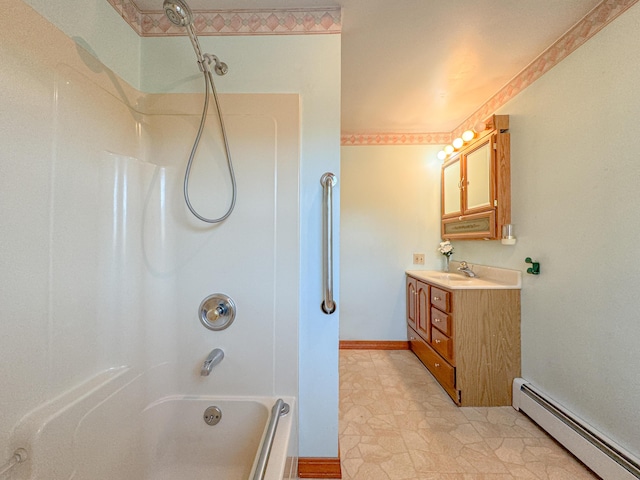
[183,65,237,223]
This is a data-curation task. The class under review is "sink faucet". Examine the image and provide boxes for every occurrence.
[201,348,224,376]
[457,261,477,278]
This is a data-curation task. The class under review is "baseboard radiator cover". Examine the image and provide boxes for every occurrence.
[513,378,640,480]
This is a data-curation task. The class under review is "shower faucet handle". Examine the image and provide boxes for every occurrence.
[199,294,236,331]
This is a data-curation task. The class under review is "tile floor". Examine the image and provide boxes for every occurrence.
[334,349,599,480]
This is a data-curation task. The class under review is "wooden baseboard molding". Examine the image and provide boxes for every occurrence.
[298,457,342,478]
[339,340,409,350]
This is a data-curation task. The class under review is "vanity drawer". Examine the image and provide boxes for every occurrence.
[430,286,450,312]
[430,307,451,335]
[431,327,453,362]
[408,326,455,392]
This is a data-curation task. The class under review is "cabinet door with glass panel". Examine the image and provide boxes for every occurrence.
[441,115,510,240]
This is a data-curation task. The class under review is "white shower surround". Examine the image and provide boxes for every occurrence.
[1,0,341,465]
[0,2,310,476]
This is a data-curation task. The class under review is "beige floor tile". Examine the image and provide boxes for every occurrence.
[337,350,599,480]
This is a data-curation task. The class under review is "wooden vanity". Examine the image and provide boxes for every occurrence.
[406,270,521,406]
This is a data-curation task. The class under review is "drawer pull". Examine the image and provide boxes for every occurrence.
[433,296,441,301]
[434,318,441,323]
[434,339,441,344]
[410,336,415,340]
[434,363,440,368]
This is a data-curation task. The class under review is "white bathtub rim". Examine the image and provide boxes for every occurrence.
[142,394,295,411]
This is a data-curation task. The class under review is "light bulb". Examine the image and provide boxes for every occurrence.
[452,137,464,149]
[437,150,447,160]
[473,121,486,133]
[444,145,454,155]
[462,130,475,142]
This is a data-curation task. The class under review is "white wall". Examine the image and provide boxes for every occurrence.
[340,3,640,459]
[340,145,443,340]
[455,3,640,457]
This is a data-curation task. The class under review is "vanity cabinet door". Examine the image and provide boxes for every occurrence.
[406,277,431,342]
[406,276,417,331]
[416,281,430,342]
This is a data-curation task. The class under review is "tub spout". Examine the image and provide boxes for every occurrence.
[201,348,224,376]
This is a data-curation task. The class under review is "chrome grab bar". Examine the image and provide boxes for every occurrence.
[320,172,337,314]
[0,448,27,477]
[252,399,290,480]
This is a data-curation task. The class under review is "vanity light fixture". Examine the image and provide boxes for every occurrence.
[461,129,475,142]
[474,121,487,132]
[437,122,490,162]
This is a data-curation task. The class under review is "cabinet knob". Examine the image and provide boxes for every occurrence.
[434,339,441,344]
[434,318,441,323]
[433,296,440,301]
[410,336,415,340]
[434,363,440,368]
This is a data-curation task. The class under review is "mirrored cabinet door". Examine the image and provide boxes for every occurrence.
[464,140,492,212]
[442,158,462,216]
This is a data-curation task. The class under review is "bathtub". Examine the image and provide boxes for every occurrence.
[134,396,295,480]
[9,368,296,480]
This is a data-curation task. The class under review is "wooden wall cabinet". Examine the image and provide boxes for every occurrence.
[441,115,511,240]
[406,273,521,406]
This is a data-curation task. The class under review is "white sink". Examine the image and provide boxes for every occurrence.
[407,263,521,290]
[430,273,472,282]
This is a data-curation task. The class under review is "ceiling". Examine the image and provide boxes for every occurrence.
[132,0,602,134]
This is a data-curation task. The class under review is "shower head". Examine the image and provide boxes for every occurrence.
[163,0,193,27]
[164,0,204,62]
[163,0,228,76]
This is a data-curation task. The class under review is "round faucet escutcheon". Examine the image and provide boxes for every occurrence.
[199,294,236,331]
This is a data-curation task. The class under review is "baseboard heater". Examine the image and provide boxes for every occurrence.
[513,379,640,479]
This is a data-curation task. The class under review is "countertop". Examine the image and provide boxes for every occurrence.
[407,262,521,290]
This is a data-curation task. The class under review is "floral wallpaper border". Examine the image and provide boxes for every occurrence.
[343,0,638,146]
[104,0,637,146]
[106,0,341,36]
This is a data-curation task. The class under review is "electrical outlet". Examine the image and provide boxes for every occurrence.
[413,253,425,265]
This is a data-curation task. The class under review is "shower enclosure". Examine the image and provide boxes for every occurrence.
[0,0,314,476]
